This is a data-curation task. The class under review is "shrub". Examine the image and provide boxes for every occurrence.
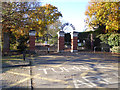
[110,46,120,53]
[17,35,29,52]
[97,33,120,53]
[108,33,120,46]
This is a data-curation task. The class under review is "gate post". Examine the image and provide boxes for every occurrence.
[71,31,78,52]
[57,31,65,52]
[29,30,36,51]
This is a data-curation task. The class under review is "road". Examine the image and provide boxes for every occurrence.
[1,52,119,89]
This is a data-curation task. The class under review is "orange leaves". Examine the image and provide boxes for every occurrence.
[88,6,91,10]
[2,2,62,39]
[85,11,89,15]
[108,15,113,20]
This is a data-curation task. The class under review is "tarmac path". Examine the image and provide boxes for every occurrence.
[1,52,120,89]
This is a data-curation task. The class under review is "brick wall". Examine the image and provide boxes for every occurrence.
[29,36,35,51]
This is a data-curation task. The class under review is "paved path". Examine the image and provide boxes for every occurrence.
[1,52,120,89]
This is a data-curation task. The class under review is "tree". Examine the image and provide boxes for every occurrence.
[2,2,62,52]
[2,2,41,37]
[47,20,62,45]
[47,20,62,37]
[85,1,119,33]
[29,4,62,36]
[28,4,62,46]
[2,2,41,52]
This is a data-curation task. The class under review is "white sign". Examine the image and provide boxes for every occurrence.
[78,43,81,46]
[29,33,36,36]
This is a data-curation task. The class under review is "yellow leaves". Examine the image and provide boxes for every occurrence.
[10,29,15,32]
[29,3,62,34]
[85,1,119,32]
[106,26,109,30]
[38,32,43,37]
[38,20,42,24]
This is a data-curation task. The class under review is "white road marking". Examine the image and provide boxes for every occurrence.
[38,66,89,74]
[82,77,97,87]
[39,68,51,74]
[73,79,94,88]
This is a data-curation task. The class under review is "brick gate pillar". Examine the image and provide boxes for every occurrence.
[57,31,65,52]
[29,30,36,51]
[71,31,78,52]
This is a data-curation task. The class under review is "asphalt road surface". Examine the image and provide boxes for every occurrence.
[1,52,120,89]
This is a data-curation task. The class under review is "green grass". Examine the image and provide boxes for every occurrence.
[2,54,30,64]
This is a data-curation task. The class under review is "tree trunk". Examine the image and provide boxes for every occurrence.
[2,32,10,54]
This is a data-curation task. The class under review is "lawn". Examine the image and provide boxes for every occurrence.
[2,53,30,67]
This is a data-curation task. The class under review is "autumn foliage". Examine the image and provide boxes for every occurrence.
[2,2,62,51]
[28,4,62,36]
[85,1,119,33]
[2,2,62,38]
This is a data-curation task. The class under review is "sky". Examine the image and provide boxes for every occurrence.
[41,0,90,32]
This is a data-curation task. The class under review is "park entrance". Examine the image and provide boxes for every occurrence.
[57,23,78,52]
[28,23,78,53]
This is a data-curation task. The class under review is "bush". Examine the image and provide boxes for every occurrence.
[110,46,120,53]
[97,33,120,47]
[97,33,120,53]
[108,33,120,46]
[17,35,29,52]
